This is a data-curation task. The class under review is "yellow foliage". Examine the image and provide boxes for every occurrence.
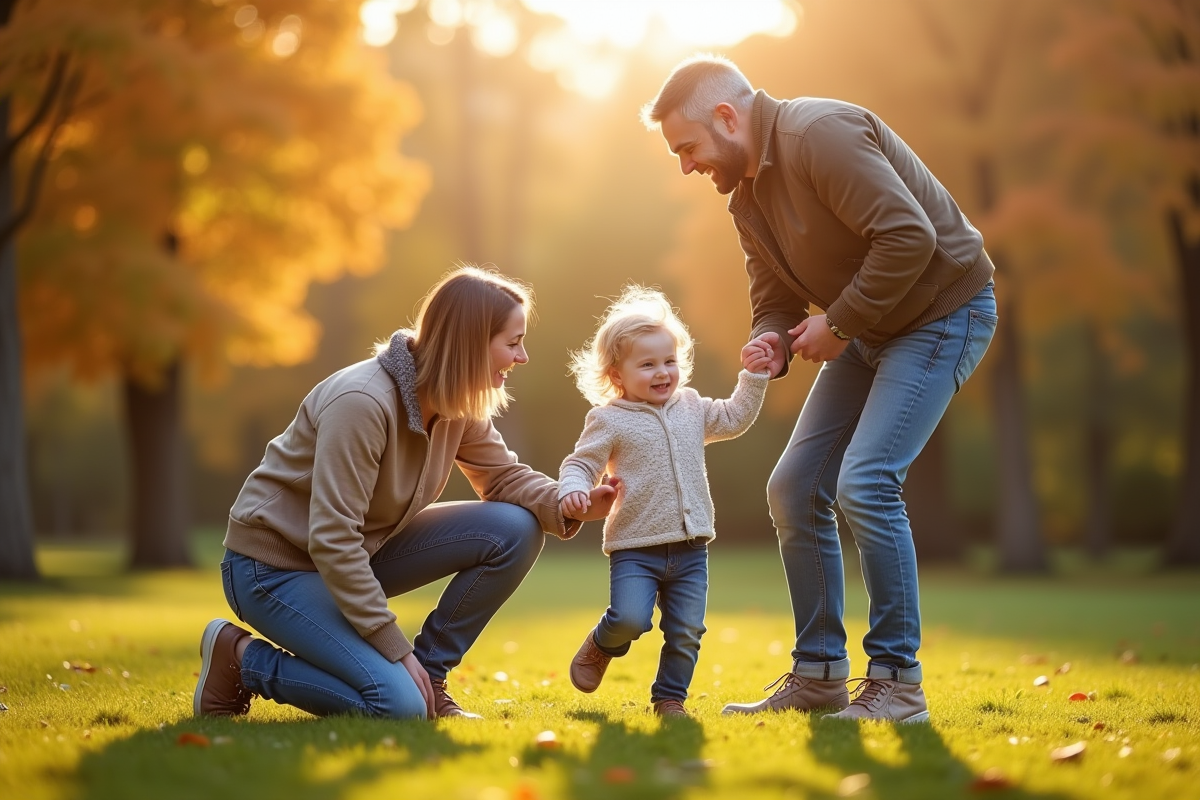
[4,0,431,385]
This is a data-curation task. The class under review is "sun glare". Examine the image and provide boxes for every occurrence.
[359,0,800,96]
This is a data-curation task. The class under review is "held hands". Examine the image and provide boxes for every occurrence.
[560,475,623,522]
[789,315,851,364]
[741,338,776,375]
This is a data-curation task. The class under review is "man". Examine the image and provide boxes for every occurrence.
[642,55,998,723]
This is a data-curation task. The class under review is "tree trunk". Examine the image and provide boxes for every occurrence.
[1164,209,1200,566]
[0,88,38,581]
[1082,321,1112,560]
[907,425,964,562]
[992,279,1047,572]
[124,360,190,568]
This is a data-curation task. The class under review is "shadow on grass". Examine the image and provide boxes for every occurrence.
[785,716,1075,800]
[520,709,708,800]
[70,716,482,800]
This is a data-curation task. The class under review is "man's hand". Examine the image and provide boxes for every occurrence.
[565,476,623,521]
[560,491,590,519]
[789,315,851,363]
[741,338,775,375]
[399,652,436,719]
[748,332,787,378]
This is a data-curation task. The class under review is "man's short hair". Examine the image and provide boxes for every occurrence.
[640,54,754,130]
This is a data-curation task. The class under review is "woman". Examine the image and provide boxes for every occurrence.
[193,267,617,720]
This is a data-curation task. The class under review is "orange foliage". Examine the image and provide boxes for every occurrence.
[2,0,430,387]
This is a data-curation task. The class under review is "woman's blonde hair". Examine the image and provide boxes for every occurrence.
[569,285,694,407]
[387,265,532,421]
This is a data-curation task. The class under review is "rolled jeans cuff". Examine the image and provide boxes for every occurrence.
[792,656,851,681]
[866,660,923,684]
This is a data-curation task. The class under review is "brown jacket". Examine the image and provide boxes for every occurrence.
[730,91,994,371]
[224,332,578,663]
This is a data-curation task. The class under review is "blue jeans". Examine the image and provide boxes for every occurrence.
[221,501,544,718]
[592,541,708,703]
[768,283,998,684]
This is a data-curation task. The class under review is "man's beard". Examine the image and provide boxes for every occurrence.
[706,126,750,195]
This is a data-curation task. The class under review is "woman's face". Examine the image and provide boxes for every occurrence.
[489,305,528,389]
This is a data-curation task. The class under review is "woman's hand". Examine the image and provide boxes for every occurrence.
[399,652,436,719]
[560,491,591,519]
[565,476,622,521]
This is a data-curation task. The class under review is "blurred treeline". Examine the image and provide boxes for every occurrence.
[9,0,1197,565]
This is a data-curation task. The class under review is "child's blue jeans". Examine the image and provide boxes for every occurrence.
[592,540,709,704]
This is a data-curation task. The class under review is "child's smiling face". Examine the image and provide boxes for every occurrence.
[610,328,679,405]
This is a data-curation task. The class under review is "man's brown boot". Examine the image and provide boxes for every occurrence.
[721,672,849,716]
[569,631,614,693]
[653,699,689,718]
[430,679,482,719]
[194,619,253,717]
[823,678,930,723]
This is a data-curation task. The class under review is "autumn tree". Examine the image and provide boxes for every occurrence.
[1049,0,1200,565]
[2,0,429,568]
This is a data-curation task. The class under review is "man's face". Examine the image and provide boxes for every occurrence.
[660,108,750,195]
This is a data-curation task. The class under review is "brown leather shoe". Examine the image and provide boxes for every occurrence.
[431,679,482,719]
[653,699,689,718]
[194,619,253,717]
[721,672,849,716]
[569,631,613,693]
[823,678,930,723]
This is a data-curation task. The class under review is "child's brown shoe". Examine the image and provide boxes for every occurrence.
[569,631,613,693]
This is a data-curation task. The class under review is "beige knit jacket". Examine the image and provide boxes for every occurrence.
[559,370,769,554]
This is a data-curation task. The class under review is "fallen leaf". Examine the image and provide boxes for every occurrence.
[1068,692,1089,702]
[838,773,871,796]
[1033,676,1050,687]
[1093,722,1106,731]
[603,766,636,784]
[1118,650,1138,665]
[534,730,559,749]
[970,767,1012,791]
[1087,691,1098,701]
[1050,741,1086,763]
[1055,662,1072,675]
[1019,654,1047,665]
[176,732,210,748]
[755,720,766,728]
[1163,748,1181,762]
[512,782,540,800]
[493,671,509,682]
[212,736,233,745]
[1118,746,1132,758]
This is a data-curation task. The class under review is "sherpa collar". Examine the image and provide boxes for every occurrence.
[376,330,426,436]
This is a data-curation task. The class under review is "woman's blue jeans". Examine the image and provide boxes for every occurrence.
[221,501,544,718]
[592,541,708,704]
[768,284,998,685]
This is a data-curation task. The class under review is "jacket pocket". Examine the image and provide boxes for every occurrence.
[953,309,999,392]
[220,558,244,622]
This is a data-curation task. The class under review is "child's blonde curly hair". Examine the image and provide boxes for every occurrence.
[569,285,695,407]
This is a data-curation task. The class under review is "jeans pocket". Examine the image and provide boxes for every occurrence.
[220,559,244,622]
[953,309,999,392]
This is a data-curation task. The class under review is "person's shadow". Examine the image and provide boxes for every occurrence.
[520,709,708,800]
[73,716,481,800]
[777,715,1077,800]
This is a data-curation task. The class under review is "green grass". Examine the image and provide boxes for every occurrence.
[2,536,1199,800]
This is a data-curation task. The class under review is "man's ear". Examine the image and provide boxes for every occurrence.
[713,102,740,134]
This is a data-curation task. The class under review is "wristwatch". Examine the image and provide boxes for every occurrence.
[826,317,852,341]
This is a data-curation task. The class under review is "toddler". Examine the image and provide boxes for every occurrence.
[558,286,773,717]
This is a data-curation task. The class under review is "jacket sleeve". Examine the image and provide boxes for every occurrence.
[308,391,412,662]
[702,370,769,443]
[736,216,810,380]
[455,418,582,540]
[791,112,937,339]
[558,408,614,498]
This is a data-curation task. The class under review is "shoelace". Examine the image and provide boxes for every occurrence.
[762,672,804,694]
[225,661,251,713]
[845,677,888,708]
[431,680,461,711]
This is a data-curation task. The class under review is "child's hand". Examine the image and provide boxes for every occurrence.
[741,338,775,375]
[560,491,591,519]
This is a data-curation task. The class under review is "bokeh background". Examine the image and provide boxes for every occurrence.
[2,0,1197,577]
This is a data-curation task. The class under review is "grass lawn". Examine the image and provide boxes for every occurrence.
[1,534,1198,800]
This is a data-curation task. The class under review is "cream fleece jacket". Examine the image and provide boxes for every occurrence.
[225,331,578,663]
[558,370,769,554]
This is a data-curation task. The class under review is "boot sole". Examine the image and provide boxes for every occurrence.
[899,710,931,724]
[194,619,230,717]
